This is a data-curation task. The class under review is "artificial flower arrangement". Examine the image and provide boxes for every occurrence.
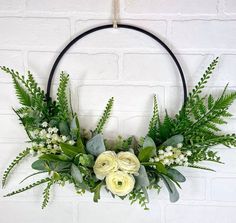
[1,57,236,210]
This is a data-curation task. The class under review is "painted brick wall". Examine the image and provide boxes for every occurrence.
[1,0,236,222]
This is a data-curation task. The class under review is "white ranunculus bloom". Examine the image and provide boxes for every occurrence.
[93,151,118,180]
[117,152,140,174]
[106,171,135,196]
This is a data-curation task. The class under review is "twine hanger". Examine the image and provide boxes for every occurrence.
[113,0,119,28]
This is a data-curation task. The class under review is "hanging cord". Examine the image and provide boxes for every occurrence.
[113,0,119,28]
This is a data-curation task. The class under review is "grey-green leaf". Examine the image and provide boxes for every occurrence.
[167,168,186,183]
[162,135,184,146]
[71,164,83,184]
[135,165,150,187]
[161,175,179,202]
[143,136,156,149]
[86,134,106,156]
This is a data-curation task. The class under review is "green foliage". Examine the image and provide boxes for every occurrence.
[94,97,114,134]
[2,148,30,188]
[56,72,70,121]
[147,95,159,139]
[42,180,54,209]
[4,177,51,197]
[129,188,149,210]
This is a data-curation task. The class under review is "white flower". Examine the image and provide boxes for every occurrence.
[149,158,154,162]
[164,152,169,157]
[46,133,52,138]
[52,134,59,141]
[167,151,173,156]
[48,127,53,133]
[41,122,48,128]
[183,157,188,162]
[158,150,164,155]
[163,159,170,165]
[40,129,47,137]
[46,139,51,144]
[175,158,180,164]
[186,151,192,156]
[179,154,185,160]
[39,143,45,148]
[165,146,173,152]
[68,140,75,145]
[52,127,58,133]
[117,152,140,174]
[61,135,67,142]
[183,162,189,167]
[47,145,52,149]
[154,157,159,162]
[93,151,119,180]
[177,143,183,148]
[159,155,164,160]
[53,145,59,149]
[106,171,135,197]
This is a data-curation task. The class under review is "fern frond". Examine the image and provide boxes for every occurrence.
[42,180,54,209]
[94,97,114,134]
[2,148,30,188]
[56,72,70,121]
[11,74,31,106]
[147,95,159,139]
[4,177,51,197]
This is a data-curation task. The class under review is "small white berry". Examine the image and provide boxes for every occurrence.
[186,151,192,156]
[177,143,183,148]
[165,146,173,152]
[61,135,67,142]
[68,140,75,145]
[41,122,48,128]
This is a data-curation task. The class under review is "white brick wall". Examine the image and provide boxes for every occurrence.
[1,0,236,222]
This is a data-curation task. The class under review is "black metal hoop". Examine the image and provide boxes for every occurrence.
[46,24,187,101]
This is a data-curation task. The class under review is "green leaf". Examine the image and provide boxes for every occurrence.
[60,142,84,158]
[155,162,167,174]
[32,159,71,172]
[59,121,70,136]
[86,134,106,156]
[135,165,150,187]
[160,175,179,202]
[75,154,94,167]
[138,147,156,162]
[39,154,71,162]
[92,182,103,202]
[70,115,80,138]
[71,164,83,184]
[167,168,186,182]
[32,160,50,171]
[143,136,156,149]
[162,135,184,146]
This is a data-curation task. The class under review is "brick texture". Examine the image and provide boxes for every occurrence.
[0,0,236,223]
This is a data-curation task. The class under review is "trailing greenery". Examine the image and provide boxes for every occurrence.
[2,148,30,188]
[129,188,149,210]
[4,178,51,197]
[42,179,54,209]
[94,97,114,134]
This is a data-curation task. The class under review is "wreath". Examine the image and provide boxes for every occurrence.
[1,26,236,210]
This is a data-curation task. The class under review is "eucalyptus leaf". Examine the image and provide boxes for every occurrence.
[143,136,156,149]
[135,165,150,187]
[167,168,186,183]
[32,160,50,171]
[160,175,179,202]
[71,164,83,184]
[138,147,156,162]
[86,134,106,156]
[59,121,70,136]
[162,135,184,146]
